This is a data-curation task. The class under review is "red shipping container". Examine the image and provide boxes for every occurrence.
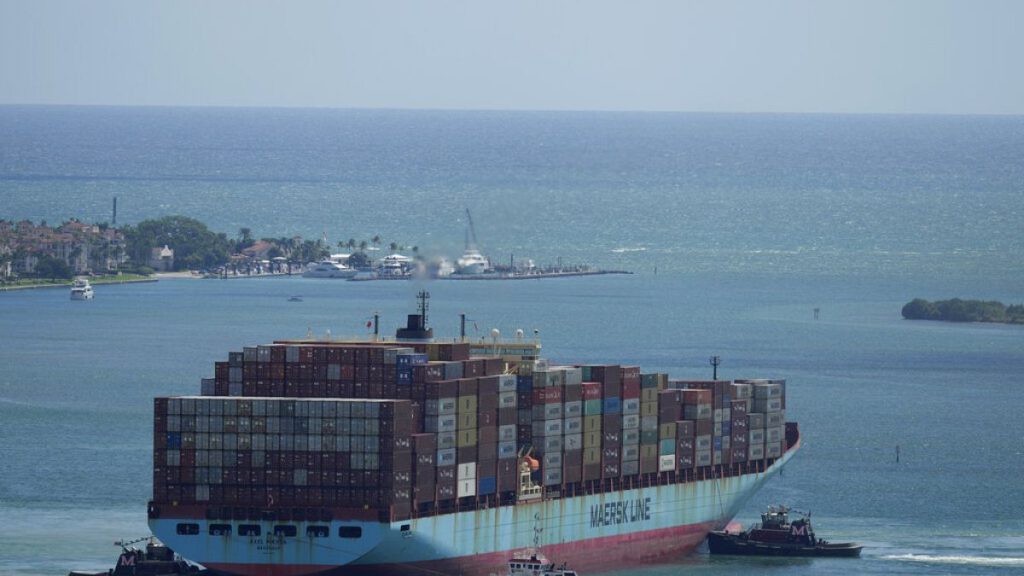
[621,366,641,386]
[622,380,640,399]
[582,382,603,400]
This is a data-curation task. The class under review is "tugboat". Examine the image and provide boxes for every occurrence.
[68,537,200,576]
[707,505,863,557]
[505,550,579,576]
[504,512,579,576]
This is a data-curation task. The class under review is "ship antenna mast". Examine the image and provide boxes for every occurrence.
[710,355,721,380]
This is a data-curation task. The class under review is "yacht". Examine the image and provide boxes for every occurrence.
[302,260,357,279]
[456,248,491,275]
[70,278,94,300]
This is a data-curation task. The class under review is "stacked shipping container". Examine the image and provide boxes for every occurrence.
[157,341,791,523]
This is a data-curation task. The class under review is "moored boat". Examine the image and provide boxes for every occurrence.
[302,261,357,279]
[706,505,862,557]
[70,277,94,300]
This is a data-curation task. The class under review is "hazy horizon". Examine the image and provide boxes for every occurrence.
[2,0,1023,116]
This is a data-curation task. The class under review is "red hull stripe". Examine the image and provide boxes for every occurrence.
[205,519,718,576]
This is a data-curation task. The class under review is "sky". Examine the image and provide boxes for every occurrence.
[1,0,1022,115]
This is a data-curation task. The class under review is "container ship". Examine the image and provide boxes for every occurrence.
[148,297,800,575]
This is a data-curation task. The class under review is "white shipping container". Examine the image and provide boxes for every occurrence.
[563,400,583,418]
[658,454,676,472]
[562,366,583,386]
[563,433,583,451]
[439,398,458,415]
[731,383,752,399]
[623,445,640,461]
[749,429,765,445]
[542,435,564,454]
[543,468,563,486]
[458,462,476,480]
[747,413,765,429]
[437,415,457,433]
[766,411,785,428]
[543,452,563,468]
[748,444,765,460]
[753,397,783,413]
[623,428,640,445]
[641,415,659,431]
[622,398,640,415]
[543,403,563,420]
[498,441,518,459]
[696,434,713,451]
[765,442,783,458]
[766,426,784,444]
[622,414,640,429]
[564,417,583,434]
[457,479,477,498]
[437,448,457,467]
[498,391,517,409]
[752,382,782,399]
[498,374,518,392]
[498,424,517,442]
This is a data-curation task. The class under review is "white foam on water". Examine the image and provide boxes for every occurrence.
[883,554,1024,567]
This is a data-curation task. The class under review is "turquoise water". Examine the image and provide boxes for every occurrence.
[1,107,1023,575]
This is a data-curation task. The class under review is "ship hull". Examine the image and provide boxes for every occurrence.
[151,445,796,576]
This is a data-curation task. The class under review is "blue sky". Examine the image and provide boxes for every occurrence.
[1,0,1022,114]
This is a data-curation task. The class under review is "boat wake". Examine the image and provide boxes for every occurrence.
[610,247,646,253]
[882,554,1024,567]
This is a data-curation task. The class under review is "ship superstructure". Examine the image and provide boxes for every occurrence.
[149,301,798,575]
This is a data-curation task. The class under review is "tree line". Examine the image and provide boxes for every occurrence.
[902,298,1024,324]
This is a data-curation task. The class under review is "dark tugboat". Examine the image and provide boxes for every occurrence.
[69,537,201,576]
[707,506,863,557]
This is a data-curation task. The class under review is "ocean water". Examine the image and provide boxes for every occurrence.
[1,107,1023,575]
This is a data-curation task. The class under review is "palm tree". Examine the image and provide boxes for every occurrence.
[389,242,399,253]
[359,240,368,252]
[371,235,381,250]
[347,238,356,250]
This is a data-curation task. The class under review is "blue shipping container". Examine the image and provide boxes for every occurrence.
[603,396,622,414]
[166,432,182,449]
[517,375,534,392]
[478,476,497,495]
[396,368,413,384]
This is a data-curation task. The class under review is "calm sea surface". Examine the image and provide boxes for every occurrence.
[1,107,1023,575]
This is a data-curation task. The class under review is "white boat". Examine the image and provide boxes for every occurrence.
[456,248,491,275]
[70,278,94,300]
[302,260,357,279]
[455,209,492,275]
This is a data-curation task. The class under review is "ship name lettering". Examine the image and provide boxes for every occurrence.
[589,497,651,528]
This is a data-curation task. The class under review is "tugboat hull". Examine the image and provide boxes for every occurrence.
[707,531,862,557]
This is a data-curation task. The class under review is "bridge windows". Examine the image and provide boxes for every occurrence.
[306,526,329,538]
[273,525,297,538]
[338,526,362,539]
[238,524,261,537]
[208,524,232,536]
[175,523,199,535]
